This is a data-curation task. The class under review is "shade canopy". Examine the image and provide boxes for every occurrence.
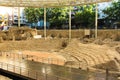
[0,0,111,7]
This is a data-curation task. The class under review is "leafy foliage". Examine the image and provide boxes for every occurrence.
[24,5,96,29]
[47,7,69,29]
[103,0,120,27]
[74,5,96,29]
[24,7,68,29]
[24,8,44,23]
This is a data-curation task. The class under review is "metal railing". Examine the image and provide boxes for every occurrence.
[0,51,87,69]
[0,51,117,80]
[0,51,66,66]
[0,62,70,80]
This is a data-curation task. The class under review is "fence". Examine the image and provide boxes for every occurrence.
[0,51,88,69]
[0,51,117,80]
[0,51,66,66]
[0,62,70,80]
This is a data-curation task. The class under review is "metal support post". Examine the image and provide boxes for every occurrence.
[44,7,47,40]
[69,6,72,41]
[95,3,98,38]
[18,7,20,27]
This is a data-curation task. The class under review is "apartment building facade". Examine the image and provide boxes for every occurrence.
[12,7,26,25]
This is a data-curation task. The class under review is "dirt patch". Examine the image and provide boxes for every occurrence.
[0,38,68,51]
[0,28,120,71]
[0,27,36,40]
[93,60,118,71]
[21,50,66,65]
[116,47,120,54]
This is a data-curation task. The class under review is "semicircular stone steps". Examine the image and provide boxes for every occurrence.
[75,45,110,65]
[62,39,115,69]
[64,45,99,67]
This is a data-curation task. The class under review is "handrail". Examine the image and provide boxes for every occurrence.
[0,51,89,74]
[0,51,66,66]
[0,62,70,80]
[0,51,106,75]
[0,51,115,80]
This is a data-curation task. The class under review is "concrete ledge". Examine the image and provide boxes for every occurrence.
[0,69,35,80]
[33,35,42,39]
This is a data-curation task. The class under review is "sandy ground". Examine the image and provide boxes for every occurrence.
[0,38,120,71]
[22,50,66,65]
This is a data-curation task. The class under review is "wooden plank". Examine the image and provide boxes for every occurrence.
[0,0,111,7]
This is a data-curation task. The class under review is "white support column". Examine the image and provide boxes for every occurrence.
[6,13,8,26]
[69,6,72,40]
[18,7,20,27]
[95,3,98,38]
[44,7,46,40]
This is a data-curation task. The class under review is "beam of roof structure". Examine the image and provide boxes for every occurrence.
[0,0,111,7]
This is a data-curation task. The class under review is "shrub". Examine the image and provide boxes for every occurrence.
[61,40,68,48]
[51,34,56,38]
[114,34,120,41]
[0,37,3,43]
[58,34,62,38]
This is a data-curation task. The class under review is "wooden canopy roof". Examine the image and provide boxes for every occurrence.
[0,0,111,7]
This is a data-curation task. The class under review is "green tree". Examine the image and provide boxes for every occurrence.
[48,7,69,29]
[24,7,68,29]
[24,8,44,25]
[103,0,120,27]
[74,5,96,29]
